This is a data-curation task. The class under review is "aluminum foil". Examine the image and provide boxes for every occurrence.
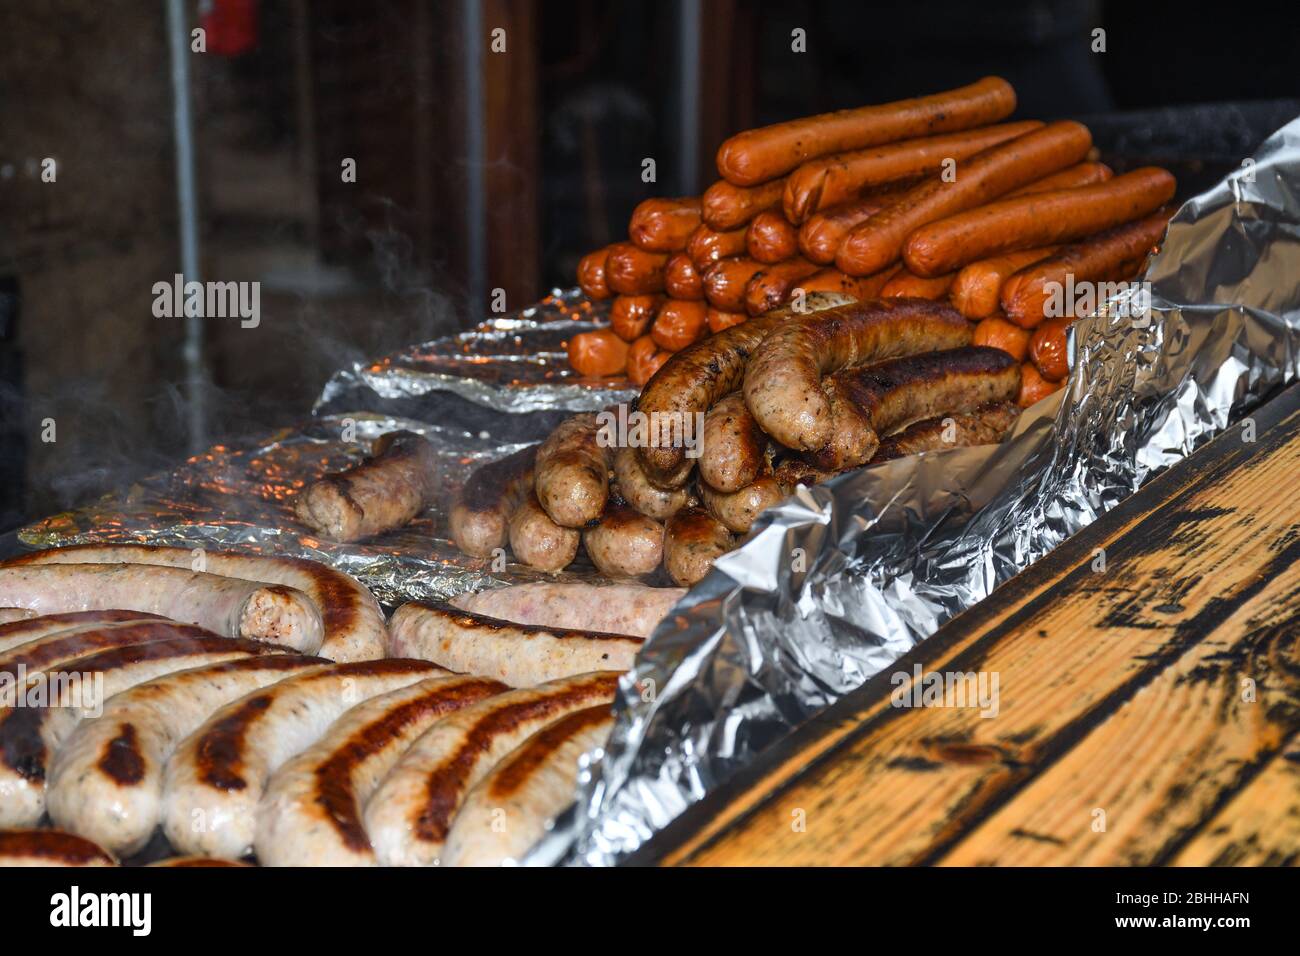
[527,116,1300,866]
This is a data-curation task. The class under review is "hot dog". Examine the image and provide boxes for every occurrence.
[903,166,1176,277]
[1018,361,1061,407]
[1029,318,1073,381]
[746,210,800,263]
[742,297,973,451]
[972,314,1032,361]
[835,121,1093,276]
[448,582,684,639]
[880,268,957,300]
[629,197,702,252]
[745,257,821,315]
[1006,160,1113,197]
[664,254,704,300]
[577,247,611,300]
[636,291,854,483]
[663,506,734,586]
[388,602,640,686]
[295,430,436,544]
[583,504,665,578]
[626,335,669,386]
[782,120,1042,223]
[950,246,1059,318]
[687,223,748,271]
[706,307,748,333]
[605,242,670,295]
[999,208,1172,327]
[701,177,786,230]
[790,268,876,300]
[566,329,629,377]
[534,413,612,527]
[796,181,916,264]
[609,294,664,341]
[716,76,1016,186]
[613,446,694,519]
[700,475,784,534]
[449,444,537,559]
[703,256,767,312]
[698,392,767,493]
[651,298,709,351]
[808,346,1022,471]
[508,492,581,572]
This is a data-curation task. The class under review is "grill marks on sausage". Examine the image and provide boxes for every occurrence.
[1,621,211,681]
[98,723,146,786]
[0,830,115,865]
[0,609,165,642]
[486,706,611,801]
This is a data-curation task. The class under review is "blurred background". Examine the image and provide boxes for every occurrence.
[2,0,1297,531]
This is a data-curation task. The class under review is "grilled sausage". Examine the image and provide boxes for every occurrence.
[147,856,249,867]
[903,167,1177,277]
[388,603,640,686]
[629,197,702,252]
[744,257,821,315]
[950,246,1060,318]
[809,346,1021,471]
[1,621,216,692]
[254,674,506,866]
[972,314,1032,361]
[636,292,854,483]
[698,392,767,493]
[534,413,612,528]
[664,507,734,586]
[701,177,785,230]
[442,706,614,866]
[782,120,1042,223]
[742,297,973,450]
[789,268,874,300]
[46,654,326,855]
[365,671,619,866]
[702,256,767,312]
[0,609,34,625]
[0,564,323,652]
[583,504,664,578]
[613,446,694,519]
[836,121,1093,276]
[609,294,664,341]
[1018,361,1061,407]
[664,254,704,300]
[700,476,784,534]
[1006,160,1113,197]
[1029,318,1073,381]
[447,582,684,639]
[576,247,611,300]
[508,492,580,573]
[796,183,915,264]
[687,223,748,271]
[746,210,800,263]
[1000,208,1172,326]
[2,545,387,663]
[626,335,670,387]
[706,307,748,333]
[567,329,629,377]
[880,269,957,299]
[161,659,444,859]
[0,610,166,656]
[0,830,115,867]
[716,76,1016,186]
[869,401,1021,462]
[605,242,670,295]
[295,430,436,544]
[0,635,284,827]
[651,298,709,351]
[449,444,537,559]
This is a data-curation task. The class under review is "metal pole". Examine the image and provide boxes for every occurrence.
[676,0,702,194]
[165,0,208,453]
[463,0,487,312]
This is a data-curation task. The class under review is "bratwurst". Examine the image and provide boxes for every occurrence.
[448,444,537,558]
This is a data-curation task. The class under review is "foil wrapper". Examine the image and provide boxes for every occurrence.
[527,117,1300,866]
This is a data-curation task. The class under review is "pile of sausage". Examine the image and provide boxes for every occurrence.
[455,293,1029,586]
[0,551,672,867]
[569,75,1175,404]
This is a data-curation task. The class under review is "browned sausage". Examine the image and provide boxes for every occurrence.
[651,299,709,352]
[789,268,875,300]
[835,121,1093,276]
[449,445,537,558]
[626,335,669,387]
[1029,318,1073,382]
[613,446,694,520]
[700,476,784,534]
[903,167,1176,278]
[702,257,767,312]
[1005,160,1113,197]
[746,210,800,263]
[687,223,748,271]
[698,393,767,493]
[716,77,1016,186]
[971,315,1032,362]
[1018,361,1061,407]
[743,297,973,451]
[508,492,580,572]
[869,401,1021,462]
[609,294,664,341]
[534,413,612,527]
[795,181,918,264]
[949,247,1059,318]
[606,242,670,295]
[1000,208,1172,327]
[567,329,630,377]
[880,269,957,300]
[782,120,1042,223]
[629,197,702,253]
[577,247,611,300]
[664,507,734,586]
[706,307,748,333]
[664,254,705,300]
[745,258,821,315]
[701,178,785,230]
[583,504,665,579]
[808,346,1022,470]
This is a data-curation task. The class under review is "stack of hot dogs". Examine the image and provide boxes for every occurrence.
[569,76,1175,403]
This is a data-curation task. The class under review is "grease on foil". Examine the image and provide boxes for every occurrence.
[524,117,1300,866]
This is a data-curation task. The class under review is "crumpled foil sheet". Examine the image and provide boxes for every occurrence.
[526,116,1300,866]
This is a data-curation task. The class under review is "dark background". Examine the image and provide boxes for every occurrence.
[1,0,1297,531]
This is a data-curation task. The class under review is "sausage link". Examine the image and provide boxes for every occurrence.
[904,167,1176,278]
[449,444,536,558]
[836,121,1093,276]
[577,247,611,300]
[746,210,800,263]
[449,582,684,638]
[716,76,1016,186]
[534,413,612,527]
[700,476,784,534]
[664,254,704,300]
[706,307,748,333]
[699,392,767,493]
[582,504,665,578]
[701,177,785,230]
[1018,361,1061,407]
[869,401,1021,462]
[609,294,664,341]
[782,120,1042,223]
[880,269,957,300]
[687,223,748,271]
[795,181,917,263]
[1006,161,1112,197]
[664,507,734,586]
[0,830,115,867]
[1030,318,1073,381]
[743,297,973,451]
[614,446,694,519]
[972,315,1032,362]
[626,335,669,387]
[789,268,875,300]
[0,609,166,656]
[605,242,670,295]
[508,492,580,572]
[629,197,702,253]
[651,299,709,351]
[950,246,1059,318]
[567,329,629,377]
[744,258,821,315]
[702,256,767,312]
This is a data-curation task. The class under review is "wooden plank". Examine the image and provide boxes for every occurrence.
[651,385,1300,866]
